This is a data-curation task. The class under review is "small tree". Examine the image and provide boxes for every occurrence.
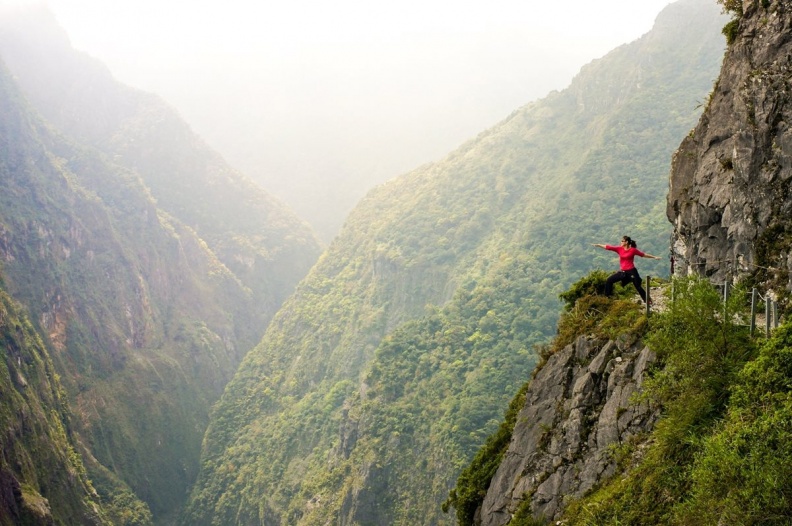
[717,0,742,14]
[716,0,743,45]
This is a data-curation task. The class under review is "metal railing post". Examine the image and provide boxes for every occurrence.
[722,281,730,322]
[766,297,772,337]
[773,301,779,330]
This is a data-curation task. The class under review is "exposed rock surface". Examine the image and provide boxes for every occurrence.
[668,0,792,291]
[477,335,658,525]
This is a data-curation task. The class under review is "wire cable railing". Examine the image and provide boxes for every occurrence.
[645,275,782,338]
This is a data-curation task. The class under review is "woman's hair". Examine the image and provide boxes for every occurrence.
[622,236,637,248]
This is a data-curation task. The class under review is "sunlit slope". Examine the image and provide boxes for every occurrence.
[184,0,726,523]
[0,6,322,323]
[0,60,273,522]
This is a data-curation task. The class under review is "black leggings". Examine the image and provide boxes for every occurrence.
[605,268,647,302]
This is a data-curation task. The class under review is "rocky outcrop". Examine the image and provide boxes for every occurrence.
[668,0,792,291]
[477,335,658,525]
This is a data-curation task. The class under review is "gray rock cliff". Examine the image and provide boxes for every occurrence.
[668,0,792,294]
[477,335,657,524]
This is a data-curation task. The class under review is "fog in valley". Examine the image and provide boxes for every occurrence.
[11,0,671,241]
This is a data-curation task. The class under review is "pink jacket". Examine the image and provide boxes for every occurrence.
[605,245,646,271]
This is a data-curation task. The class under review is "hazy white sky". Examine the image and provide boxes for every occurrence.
[4,0,681,238]
[39,1,673,99]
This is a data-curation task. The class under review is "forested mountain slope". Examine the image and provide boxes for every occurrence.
[0,6,321,320]
[0,9,322,523]
[184,1,727,524]
[0,55,298,523]
[0,288,110,526]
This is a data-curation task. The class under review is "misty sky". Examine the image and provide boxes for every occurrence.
[9,0,676,239]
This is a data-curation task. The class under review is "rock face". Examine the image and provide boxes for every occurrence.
[477,336,657,524]
[668,0,792,291]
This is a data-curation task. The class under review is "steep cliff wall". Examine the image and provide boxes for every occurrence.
[668,0,792,298]
[476,335,657,524]
[0,289,110,526]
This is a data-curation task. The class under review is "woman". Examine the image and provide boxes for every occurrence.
[592,236,660,303]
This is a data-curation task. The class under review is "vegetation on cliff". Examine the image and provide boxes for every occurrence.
[561,278,791,525]
[450,273,792,525]
[0,288,110,525]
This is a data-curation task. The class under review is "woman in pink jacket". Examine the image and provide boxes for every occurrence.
[592,236,660,303]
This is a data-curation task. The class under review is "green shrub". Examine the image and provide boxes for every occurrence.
[509,499,550,526]
[563,277,758,524]
[722,18,740,45]
[676,323,792,524]
[558,270,610,310]
[645,278,754,408]
[715,0,742,45]
[717,0,743,14]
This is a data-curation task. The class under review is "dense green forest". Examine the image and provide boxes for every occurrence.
[184,1,727,523]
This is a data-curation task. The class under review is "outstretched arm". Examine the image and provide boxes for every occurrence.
[592,243,607,249]
[641,252,662,259]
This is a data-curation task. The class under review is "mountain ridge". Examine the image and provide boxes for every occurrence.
[0,5,321,319]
